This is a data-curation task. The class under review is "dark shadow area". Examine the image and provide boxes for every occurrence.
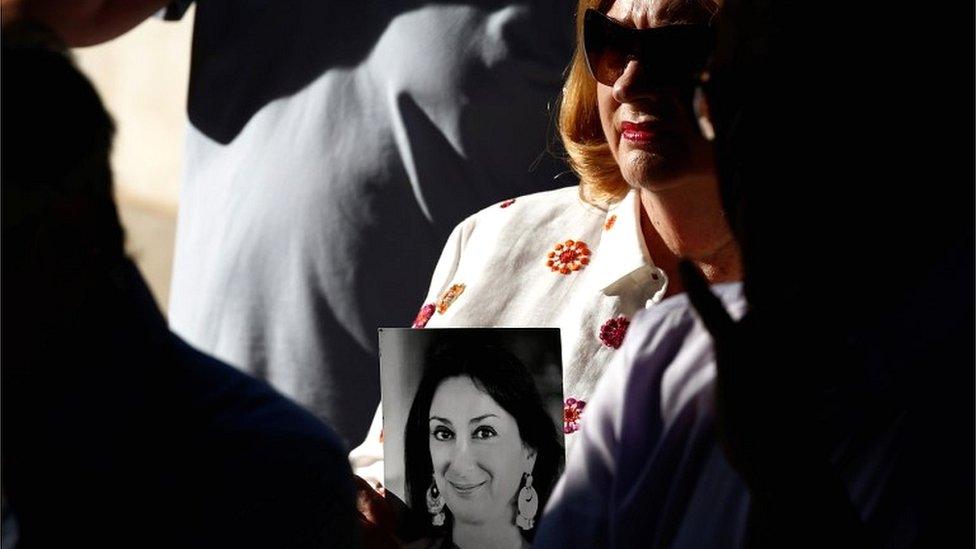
[691,0,976,544]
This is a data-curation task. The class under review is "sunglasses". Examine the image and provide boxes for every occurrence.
[582,8,713,88]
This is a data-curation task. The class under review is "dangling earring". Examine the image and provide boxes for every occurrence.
[693,79,715,142]
[515,472,538,530]
[426,476,446,526]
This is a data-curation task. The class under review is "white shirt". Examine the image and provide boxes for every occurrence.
[351,185,669,482]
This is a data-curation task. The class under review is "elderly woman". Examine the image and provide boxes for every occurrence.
[352,0,737,483]
[402,345,562,548]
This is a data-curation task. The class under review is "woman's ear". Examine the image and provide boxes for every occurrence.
[523,445,538,472]
[694,76,715,141]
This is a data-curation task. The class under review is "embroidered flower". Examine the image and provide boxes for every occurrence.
[436,283,466,314]
[599,315,630,349]
[604,215,617,230]
[500,198,516,208]
[563,398,587,434]
[412,303,436,328]
[546,239,591,274]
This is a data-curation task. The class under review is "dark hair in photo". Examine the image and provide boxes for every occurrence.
[403,342,564,541]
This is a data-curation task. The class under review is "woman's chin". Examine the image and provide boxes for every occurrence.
[624,165,692,192]
[620,148,690,187]
[447,501,511,527]
[450,511,489,526]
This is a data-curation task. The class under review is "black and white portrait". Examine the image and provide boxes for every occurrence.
[378,328,564,548]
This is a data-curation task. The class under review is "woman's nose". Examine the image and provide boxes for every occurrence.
[612,59,651,103]
[447,440,478,476]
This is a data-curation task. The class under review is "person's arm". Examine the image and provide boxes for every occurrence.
[1,0,171,47]
[534,350,631,548]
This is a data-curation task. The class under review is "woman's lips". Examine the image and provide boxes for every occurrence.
[449,480,487,497]
[620,121,663,143]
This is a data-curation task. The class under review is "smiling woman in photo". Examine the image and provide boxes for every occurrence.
[403,345,563,549]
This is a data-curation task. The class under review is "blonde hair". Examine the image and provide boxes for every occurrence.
[558,0,720,204]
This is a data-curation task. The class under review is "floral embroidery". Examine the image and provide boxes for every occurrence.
[563,398,587,433]
[604,215,617,230]
[546,239,591,274]
[412,303,436,328]
[436,284,466,314]
[500,198,516,208]
[599,315,630,349]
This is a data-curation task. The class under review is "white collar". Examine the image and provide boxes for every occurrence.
[587,188,665,297]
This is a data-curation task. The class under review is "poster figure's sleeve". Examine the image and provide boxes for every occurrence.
[534,349,630,548]
[348,218,474,483]
[348,406,384,489]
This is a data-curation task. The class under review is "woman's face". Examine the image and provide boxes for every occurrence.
[597,0,715,191]
[428,376,537,527]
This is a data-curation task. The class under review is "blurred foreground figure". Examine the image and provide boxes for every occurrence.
[1,31,357,549]
[538,0,974,546]
[691,0,974,544]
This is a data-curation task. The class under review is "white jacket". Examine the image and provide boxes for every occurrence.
[351,185,670,485]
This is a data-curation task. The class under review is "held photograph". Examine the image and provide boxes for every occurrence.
[378,328,564,549]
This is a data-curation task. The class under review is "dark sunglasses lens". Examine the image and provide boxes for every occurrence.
[583,9,627,86]
[583,9,712,88]
[587,47,627,86]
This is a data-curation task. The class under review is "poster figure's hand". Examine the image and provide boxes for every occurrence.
[353,475,399,549]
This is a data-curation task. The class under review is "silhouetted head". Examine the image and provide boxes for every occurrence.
[703,0,973,314]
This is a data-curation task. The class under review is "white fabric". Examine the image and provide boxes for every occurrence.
[536,280,910,547]
[351,185,670,483]
[535,283,747,548]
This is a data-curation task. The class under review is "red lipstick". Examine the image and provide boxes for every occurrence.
[621,121,657,142]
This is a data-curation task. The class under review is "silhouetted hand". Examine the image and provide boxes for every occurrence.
[678,260,787,486]
[680,260,870,547]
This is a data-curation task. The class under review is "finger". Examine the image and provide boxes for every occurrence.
[353,476,389,524]
[679,259,735,342]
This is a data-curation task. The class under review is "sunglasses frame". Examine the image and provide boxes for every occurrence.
[582,8,714,88]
